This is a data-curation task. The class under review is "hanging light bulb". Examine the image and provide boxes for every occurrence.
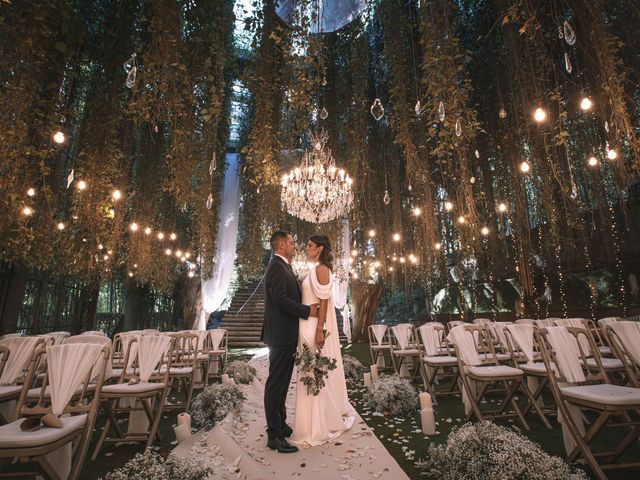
[520,161,530,173]
[481,226,489,236]
[156,232,164,240]
[438,101,446,122]
[580,97,593,111]
[607,149,618,160]
[165,248,172,256]
[128,272,134,277]
[498,203,507,213]
[144,227,152,235]
[499,107,507,119]
[77,180,87,191]
[588,156,598,167]
[534,107,546,123]
[130,222,138,232]
[98,244,104,250]
[434,242,442,250]
[413,207,422,216]
[351,249,358,257]
[445,201,453,211]
[57,222,65,230]
[170,233,177,240]
[457,216,466,224]
[112,189,122,201]
[27,188,35,197]
[388,267,394,272]
[175,250,183,258]
[470,176,476,184]
[455,119,462,137]
[53,131,65,144]
[22,206,33,216]
[368,229,376,238]
[374,260,381,268]
[185,252,191,259]
[392,233,401,242]
[399,257,406,264]
[188,271,195,278]
[319,107,328,120]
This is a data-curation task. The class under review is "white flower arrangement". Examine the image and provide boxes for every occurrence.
[366,374,417,415]
[416,421,588,480]
[342,354,367,381]
[225,360,257,384]
[100,449,215,480]
[189,383,246,431]
[294,330,337,396]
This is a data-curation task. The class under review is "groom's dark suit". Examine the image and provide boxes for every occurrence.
[261,255,311,441]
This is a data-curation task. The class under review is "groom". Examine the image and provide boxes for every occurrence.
[261,230,318,454]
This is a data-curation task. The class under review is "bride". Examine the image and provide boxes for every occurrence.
[290,234,355,447]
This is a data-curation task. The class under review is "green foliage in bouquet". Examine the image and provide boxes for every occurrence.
[294,330,337,396]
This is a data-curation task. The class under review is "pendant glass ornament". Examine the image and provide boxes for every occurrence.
[470,176,476,184]
[455,119,462,137]
[319,107,328,120]
[209,152,217,175]
[499,107,507,119]
[123,53,136,73]
[563,20,576,46]
[475,149,480,159]
[126,67,137,89]
[557,25,564,40]
[408,184,412,191]
[370,98,384,121]
[564,52,572,73]
[383,190,391,205]
[414,100,422,116]
[66,169,74,189]
[206,193,213,210]
[322,77,327,86]
[570,179,578,199]
[256,186,260,194]
[438,101,446,122]
[154,125,159,133]
[604,121,610,133]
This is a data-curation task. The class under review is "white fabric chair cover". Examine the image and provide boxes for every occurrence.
[608,321,640,366]
[545,327,585,383]
[142,329,160,336]
[47,332,71,345]
[137,335,171,382]
[472,318,491,325]
[489,322,511,350]
[47,344,104,416]
[209,329,226,351]
[63,335,113,380]
[418,324,441,356]
[506,324,536,363]
[391,324,412,350]
[0,336,41,385]
[447,326,481,366]
[80,330,107,336]
[448,320,464,329]
[554,318,590,354]
[0,333,22,341]
[120,332,140,368]
[597,317,619,328]
[370,325,387,346]
[535,318,557,328]
[516,318,536,325]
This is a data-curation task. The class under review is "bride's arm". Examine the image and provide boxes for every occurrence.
[315,265,330,350]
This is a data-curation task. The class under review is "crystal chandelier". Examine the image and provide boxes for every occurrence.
[281,130,353,224]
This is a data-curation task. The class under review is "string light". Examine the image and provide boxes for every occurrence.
[587,156,598,167]
[27,188,35,197]
[413,207,422,216]
[388,266,393,272]
[434,242,442,250]
[130,222,138,232]
[98,244,104,250]
[175,250,183,258]
[128,272,134,277]
[533,107,546,123]
[580,97,593,111]
[498,203,507,213]
[165,248,172,256]
[170,233,177,240]
[444,201,453,211]
[606,149,618,160]
[57,222,65,231]
[144,227,152,235]
[457,216,466,224]
[351,249,358,257]
[392,233,401,242]
[76,180,87,191]
[157,232,165,240]
[352,272,359,279]
[481,226,489,236]
[374,261,381,268]
[185,252,191,259]
[399,257,406,264]
[520,161,530,173]
[368,229,376,238]
[112,189,122,201]
[22,206,33,216]
[53,131,65,144]
[188,271,195,278]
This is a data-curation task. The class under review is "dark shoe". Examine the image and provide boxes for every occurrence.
[267,436,298,453]
[281,424,293,437]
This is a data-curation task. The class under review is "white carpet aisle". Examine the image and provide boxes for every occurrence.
[172,352,409,480]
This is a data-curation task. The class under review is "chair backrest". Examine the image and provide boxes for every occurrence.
[170,333,198,368]
[0,336,46,385]
[554,318,594,354]
[17,343,110,417]
[368,324,388,346]
[597,317,620,328]
[605,322,640,387]
[80,330,107,336]
[0,333,23,341]
[209,328,227,352]
[535,326,606,385]
[64,335,113,379]
[516,318,536,325]
[504,324,537,364]
[488,322,511,352]
[447,320,465,332]
[417,323,448,356]
[179,329,209,353]
[0,345,9,380]
[48,331,71,345]
[390,324,416,350]
[120,335,173,383]
[447,325,487,366]
[535,318,557,328]
[472,318,492,325]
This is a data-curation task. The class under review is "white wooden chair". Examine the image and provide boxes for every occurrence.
[389,324,421,380]
[604,321,640,388]
[416,323,458,402]
[367,324,394,370]
[162,332,198,410]
[206,329,228,385]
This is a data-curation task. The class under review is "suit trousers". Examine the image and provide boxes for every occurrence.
[264,343,297,439]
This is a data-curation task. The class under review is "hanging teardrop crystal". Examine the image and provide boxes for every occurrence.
[570,179,578,199]
[455,119,462,137]
[557,25,564,40]
[209,152,217,175]
[319,107,328,120]
[154,124,159,133]
[438,101,446,122]
[604,121,610,133]
[126,66,137,89]
[414,100,422,116]
[370,98,384,121]
[383,190,391,205]
[322,77,327,86]
[564,52,572,73]
[475,149,480,159]
[66,169,74,189]
[563,20,576,46]
[206,193,213,210]
[256,186,260,194]
[123,53,136,73]
[499,107,507,119]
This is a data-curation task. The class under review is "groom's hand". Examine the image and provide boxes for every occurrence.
[309,304,320,317]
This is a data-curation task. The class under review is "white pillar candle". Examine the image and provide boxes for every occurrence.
[177,412,191,431]
[419,392,433,410]
[174,422,191,442]
[229,377,236,385]
[420,406,436,435]
[370,365,379,383]
[376,355,385,368]
[399,363,410,378]
[221,374,229,385]
[363,372,372,388]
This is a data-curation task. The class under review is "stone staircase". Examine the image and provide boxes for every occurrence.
[220,278,349,348]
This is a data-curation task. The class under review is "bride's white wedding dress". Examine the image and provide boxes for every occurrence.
[290,265,356,447]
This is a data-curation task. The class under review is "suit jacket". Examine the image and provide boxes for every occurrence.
[261,255,311,347]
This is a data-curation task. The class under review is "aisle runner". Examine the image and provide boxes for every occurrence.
[172,352,409,480]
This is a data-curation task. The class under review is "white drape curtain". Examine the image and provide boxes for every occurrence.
[196,153,241,330]
[332,217,351,342]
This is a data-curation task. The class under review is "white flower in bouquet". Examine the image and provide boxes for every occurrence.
[294,330,337,396]
[225,360,257,384]
[189,383,246,430]
[366,374,417,415]
[101,449,215,480]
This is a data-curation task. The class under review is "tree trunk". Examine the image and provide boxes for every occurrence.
[0,262,28,334]
[180,276,201,330]
[123,280,149,331]
[350,282,384,343]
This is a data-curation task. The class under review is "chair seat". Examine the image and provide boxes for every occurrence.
[0,385,22,401]
[479,353,511,362]
[370,344,392,350]
[209,350,227,356]
[110,367,137,379]
[585,358,624,370]
[519,362,554,374]
[0,414,86,449]
[158,366,194,375]
[101,382,165,395]
[26,384,95,399]
[424,355,457,365]
[468,365,523,378]
[560,384,640,406]
[394,348,419,356]
[197,353,209,361]
[598,346,612,356]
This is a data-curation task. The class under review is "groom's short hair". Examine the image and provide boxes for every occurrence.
[270,230,292,250]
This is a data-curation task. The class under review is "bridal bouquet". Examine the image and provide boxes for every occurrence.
[294,330,337,396]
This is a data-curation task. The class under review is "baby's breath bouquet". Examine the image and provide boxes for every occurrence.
[294,330,337,396]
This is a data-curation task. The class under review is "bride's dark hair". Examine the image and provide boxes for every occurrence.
[308,234,333,272]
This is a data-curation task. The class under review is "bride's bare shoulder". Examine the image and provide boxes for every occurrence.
[315,264,330,285]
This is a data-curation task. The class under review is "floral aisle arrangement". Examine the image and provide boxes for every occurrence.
[416,422,588,480]
[366,374,417,415]
[101,449,214,480]
[342,354,368,381]
[225,360,257,384]
[294,330,337,396]
[189,383,246,430]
